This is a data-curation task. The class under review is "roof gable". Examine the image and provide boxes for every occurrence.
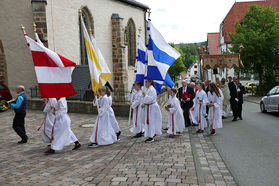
[207,33,220,55]
[222,0,279,43]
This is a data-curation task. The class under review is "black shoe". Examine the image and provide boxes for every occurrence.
[239,117,243,120]
[163,127,169,131]
[18,140,27,144]
[232,118,237,122]
[44,149,55,155]
[222,116,227,119]
[133,133,143,138]
[72,143,81,150]
[196,129,204,133]
[88,143,98,148]
[145,138,154,143]
[116,131,121,140]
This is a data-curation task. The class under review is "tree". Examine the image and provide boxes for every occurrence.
[230,5,279,94]
[179,43,199,70]
[168,43,186,82]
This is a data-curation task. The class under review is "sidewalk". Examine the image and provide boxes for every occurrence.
[0,108,236,185]
[243,95,261,104]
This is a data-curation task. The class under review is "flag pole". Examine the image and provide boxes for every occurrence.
[20,24,26,35]
[79,9,100,114]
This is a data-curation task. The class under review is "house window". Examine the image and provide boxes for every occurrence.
[127,19,136,66]
[79,7,94,66]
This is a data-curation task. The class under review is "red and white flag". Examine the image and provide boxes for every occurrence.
[24,34,76,98]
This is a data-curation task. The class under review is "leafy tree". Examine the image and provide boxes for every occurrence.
[168,43,186,81]
[179,43,199,70]
[230,5,279,94]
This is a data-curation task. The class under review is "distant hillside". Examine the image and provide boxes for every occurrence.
[174,42,206,70]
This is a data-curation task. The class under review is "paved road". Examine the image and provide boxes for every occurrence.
[0,109,236,185]
[210,101,279,186]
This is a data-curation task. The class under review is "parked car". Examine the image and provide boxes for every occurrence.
[0,83,13,112]
[245,82,258,93]
[260,85,279,113]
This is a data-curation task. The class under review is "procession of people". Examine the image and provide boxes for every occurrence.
[8,75,245,155]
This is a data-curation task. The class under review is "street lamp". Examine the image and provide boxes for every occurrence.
[197,46,203,81]
[239,44,244,80]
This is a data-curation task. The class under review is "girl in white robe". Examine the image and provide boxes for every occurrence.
[88,86,117,147]
[207,83,223,135]
[41,98,57,143]
[142,80,162,143]
[130,82,144,137]
[191,83,208,133]
[166,89,185,136]
[106,89,121,140]
[45,98,81,154]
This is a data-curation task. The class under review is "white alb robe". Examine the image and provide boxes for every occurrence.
[143,86,162,138]
[191,90,208,130]
[167,96,185,135]
[130,90,144,134]
[108,96,120,133]
[90,95,117,145]
[207,91,223,129]
[51,98,78,151]
[42,98,57,143]
[220,84,230,117]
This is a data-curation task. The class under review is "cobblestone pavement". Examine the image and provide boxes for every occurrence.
[0,108,236,186]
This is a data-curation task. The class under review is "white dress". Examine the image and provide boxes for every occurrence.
[42,98,57,143]
[207,91,223,129]
[130,90,144,134]
[108,96,120,133]
[191,90,208,130]
[167,96,185,135]
[90,95,117,145]
[51,98,78,151]
[143,86,162,138]
[220,84,230,117]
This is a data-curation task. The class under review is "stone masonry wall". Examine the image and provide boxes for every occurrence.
[0,40,7,85]
[111,13,129,103]
[31,1,48,46]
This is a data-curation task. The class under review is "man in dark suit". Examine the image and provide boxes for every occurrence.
[228,77,238,121]
[178,80,195,127]
[236,81,245,120]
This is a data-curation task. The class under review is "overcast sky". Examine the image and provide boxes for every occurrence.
[137,0,263,44]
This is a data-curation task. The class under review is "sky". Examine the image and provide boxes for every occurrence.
[137,0,263,44]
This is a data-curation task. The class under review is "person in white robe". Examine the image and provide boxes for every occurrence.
[88,86,117,147]
[130,82,144,137]
[166,89,185,136]
[191,82,208,133]
[142,80,162,143]
[220,78,230,118]
[45,98,81,154]
[207,83,223,135]
[41,98,57,144]
[106,88,121,140]
[163,87,172,131]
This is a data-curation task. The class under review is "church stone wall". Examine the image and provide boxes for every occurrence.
[0,0,37,96]
[46,0,146,97]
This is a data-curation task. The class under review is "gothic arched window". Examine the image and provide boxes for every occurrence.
[127,19,136,67]
[79,7,94,65]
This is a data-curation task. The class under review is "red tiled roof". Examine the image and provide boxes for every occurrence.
[222,0,279,43]
[207,33,220,55]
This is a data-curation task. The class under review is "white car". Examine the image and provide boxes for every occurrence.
[260,85,279,113]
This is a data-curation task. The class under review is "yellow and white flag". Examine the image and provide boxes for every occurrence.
[80,17,112,94]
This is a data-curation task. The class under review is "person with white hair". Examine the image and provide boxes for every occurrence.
[10,85,28,144]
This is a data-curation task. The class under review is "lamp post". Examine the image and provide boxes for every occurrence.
[239,44,244,80]
[197,46,203,81]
